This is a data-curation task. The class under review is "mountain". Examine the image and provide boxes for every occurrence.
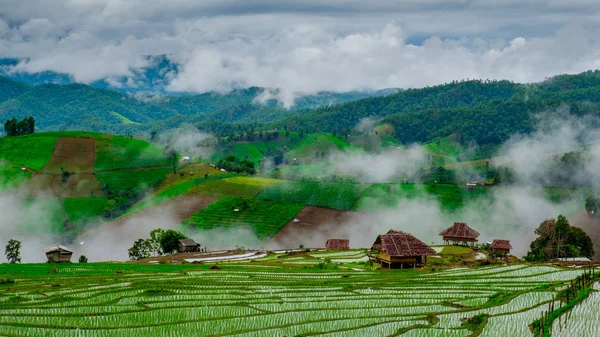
[275,71,600,146]
[0,76,396,133]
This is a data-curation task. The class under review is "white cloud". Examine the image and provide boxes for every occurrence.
[0,1,600,105]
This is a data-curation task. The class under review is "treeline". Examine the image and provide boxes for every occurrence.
[4,116,35,136]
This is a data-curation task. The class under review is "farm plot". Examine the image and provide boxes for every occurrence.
[0,162,32,189]
[96,167,172,195]
[183,197,304,239]
[95,136,169,171]
[41,137,96,173]
[189,176,282,198]
[256,181,369,210]
[0,264,593,337]
[0,135,57,170]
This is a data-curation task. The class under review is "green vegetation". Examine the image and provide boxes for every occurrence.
[95,136,168,171]
[0,262,593,336]
[0,135,57,170]
[284,133,359,162]
[96,168,171,195]
[189,176,281,198]
[63,197,109,224]
[355,183,491,212]
[256,181,370,210]
[184,197,304,239]
[439,245,474,255]
[109,111,138,124]
[3,116,35,136]
[525,215,595,261]
[0,162,32,189]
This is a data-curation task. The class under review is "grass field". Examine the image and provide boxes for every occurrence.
[183,197,304,239]
[423,136,462,166]
[285,133,361,161]
[355,183,491,212]
[0,162,32,189]
[256,181,370,210]
[232,142,265,164]
[95,136,169,171]
[279,162,337,180]
[96,168,172,195]
[0,135,57,170]
[0,262,595,336]
[63,197,109,224]
[189,176,282,198]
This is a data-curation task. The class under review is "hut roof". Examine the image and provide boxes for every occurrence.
[491,239,512,250]
[326,239,350,249]
[439,222,480,239]
[375,230,436,257]
[43,244,74,254]
[178,239,199,247]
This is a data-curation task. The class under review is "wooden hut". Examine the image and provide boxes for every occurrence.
[44,244,74,263]
[491,239,512,255]
[439,222,480,245]
[326,239,350,250]
[372,230,436,269]
[177,239,201,253]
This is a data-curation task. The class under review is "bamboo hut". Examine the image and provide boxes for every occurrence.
[325,239,350,250]
[372,230,436,269]
[44,244,74,263]
[490,239,512,255]
[439,222,480,245]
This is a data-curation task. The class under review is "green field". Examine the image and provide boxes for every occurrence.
[355,183,491,212]
[256,181,370,210]
[96,167,172,195]
[232,142,266,164]
[63,197,109,224]
[285,133,361,161]
[95,136,169,171]
[189,176,282,198]
[183,197,304,239]
[423,136,462,166]
[0,135,57,170]
[0,262,595,336]
[0,162,32,189]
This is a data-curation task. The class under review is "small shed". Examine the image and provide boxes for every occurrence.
[177,239,201,253]
[326,239,350,250]
[44,244,74,263]
[372,230,436,269]
[490,239,512,255]
[440,222,480,245]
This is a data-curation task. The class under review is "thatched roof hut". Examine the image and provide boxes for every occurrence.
[177,239,201,253]
[44,244,74,263]
[439,222,480,245]
[491,239,512,255]
[326,239,350,250]
[373,230,436,269]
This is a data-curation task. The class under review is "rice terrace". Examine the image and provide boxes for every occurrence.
[4,2,600,335]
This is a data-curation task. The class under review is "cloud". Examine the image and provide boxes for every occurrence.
[1,1,600,105]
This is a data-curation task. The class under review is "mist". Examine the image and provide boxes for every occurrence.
[157,126,218,161]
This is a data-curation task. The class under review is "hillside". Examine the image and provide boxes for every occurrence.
[0,76,393,134]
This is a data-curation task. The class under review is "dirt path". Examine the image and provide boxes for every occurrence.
[569,211,600,260]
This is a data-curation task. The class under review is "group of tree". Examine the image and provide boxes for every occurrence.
[128,228,188,260]
[525,215,594,261]
[585,195,600,216]
[4,116,35,136]
[216,156,256,175]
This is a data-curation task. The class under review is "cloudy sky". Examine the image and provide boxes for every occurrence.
[1,0,600,104]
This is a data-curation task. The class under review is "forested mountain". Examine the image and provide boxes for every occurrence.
[3,70,600,147]
[275,71,600,146]
[0,76,393,133]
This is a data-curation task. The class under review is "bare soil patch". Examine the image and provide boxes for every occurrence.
[42,137,96,173]
[22,137,105,198]
[267,206,358,248]
[569,211,600,260]
[82,193,220,237]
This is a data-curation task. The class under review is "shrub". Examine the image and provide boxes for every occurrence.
[78,255,88,263]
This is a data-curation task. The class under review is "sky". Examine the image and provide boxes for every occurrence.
[1,0,600,104]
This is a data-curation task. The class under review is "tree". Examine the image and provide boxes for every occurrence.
[128,239,152,260]
[159,229,187,254]
[5,239,21,263]
[78,255,88,263]
[4,116,34,136]
[164,148,178,174]
[148,228,165,256]
[525,215,595,261]
[585,195,598,216]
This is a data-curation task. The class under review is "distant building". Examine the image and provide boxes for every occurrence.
[326,239,350,250]
[177,239,201,253]
[439,222,480,245]
[466,183,477,190]
[557,257,591,262]
[44,244,74,263]
[491,239,512,255]
[372,230,436,269]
